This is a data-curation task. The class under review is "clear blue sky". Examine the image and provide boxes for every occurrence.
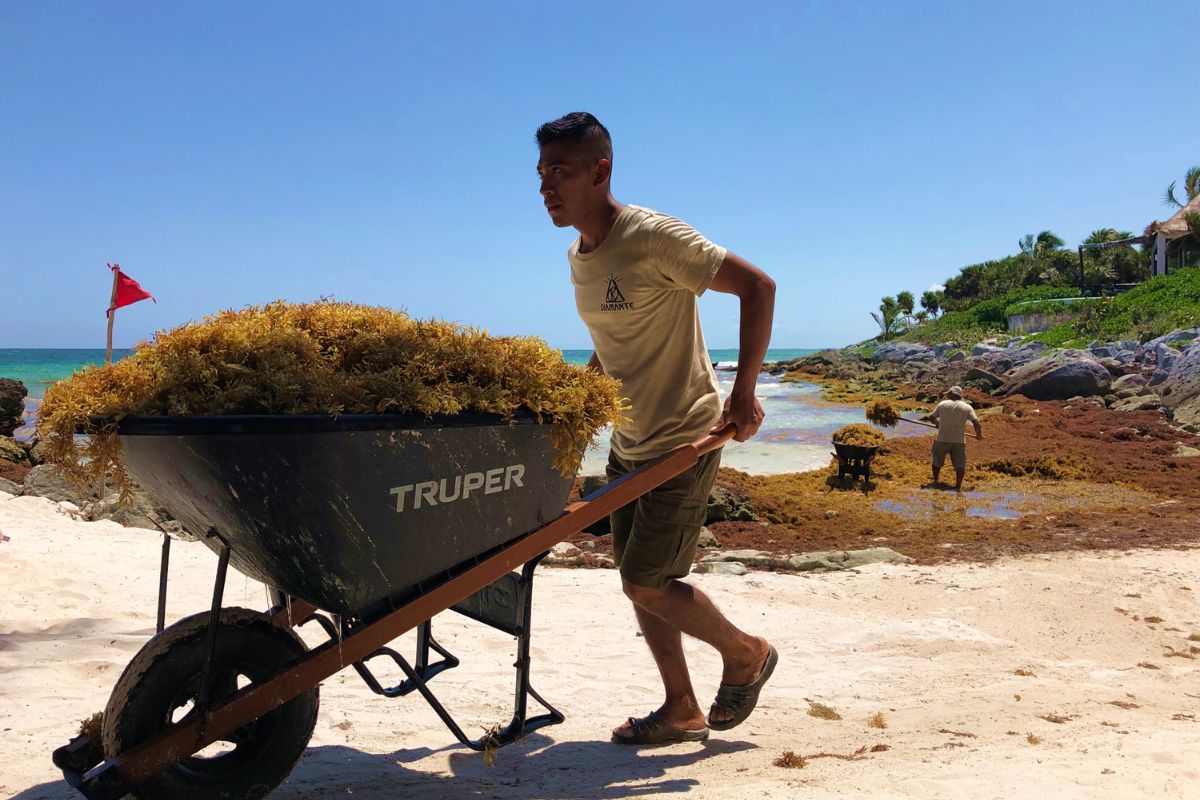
[2,1,1195,349]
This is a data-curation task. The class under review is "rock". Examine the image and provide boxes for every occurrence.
[1110,395,1163,413]
[578,474,607,497]
[700,549,792,569]
[22,465,94,505]
[933,343,959,356]
[1173,445,1200,458]
[701,547,913,574]
[971,353,1014,374]
[707,486,757,523]
[697,526,720,548]
[693,561,748,576]
[1145,328,1200,352]
[0,378,28,436]
[0,476,20,495]
[1158,343,1200,426]
[158,519,199,542]
[835,547,915,568]
[946,350,967,363]
[964,367,1003,389]
[1156,343,1181,366]
[1096,357,1136,377]
[824,510,838,520]
[1001,351,1112,400]
[787,556,840,571]
[873,342,933,364]
[0,436,28,464]
[56,500,84,518]
[89,494,158,530]
[1112,373,1147,391]
[972,343,1006,357]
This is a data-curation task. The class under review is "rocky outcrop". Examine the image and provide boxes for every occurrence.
[707,485,758,523]
[1158,341,1200,426]
[20,465,198,539]
[1001,351,1112,400]
[0,378,27,436]
[0,475,20,495]
[0,436,28,465]
[873,342,933,364]
[22,465,93,504]
[698,547,913,574]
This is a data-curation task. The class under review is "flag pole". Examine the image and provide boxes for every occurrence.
[105,264,120,365]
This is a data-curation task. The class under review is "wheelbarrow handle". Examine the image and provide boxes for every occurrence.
[899,417,980,440]
[697,423,738,455]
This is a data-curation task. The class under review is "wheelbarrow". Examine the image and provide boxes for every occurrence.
[52,409,734,799]
[831,441,879,483]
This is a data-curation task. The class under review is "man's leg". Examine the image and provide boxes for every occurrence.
[624,578,768,727]
[932,441,950,486]
[628,601,705,730]
[952,444,966,491]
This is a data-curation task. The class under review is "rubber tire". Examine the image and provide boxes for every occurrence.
[102,607,319,800]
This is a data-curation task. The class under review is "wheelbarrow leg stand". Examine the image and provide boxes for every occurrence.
[345,554,563,751]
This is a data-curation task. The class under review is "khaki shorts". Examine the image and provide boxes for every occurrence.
[932,440,967,471]
[605,447,723,589]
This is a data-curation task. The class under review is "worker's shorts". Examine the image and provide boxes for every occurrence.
[605,447,723,589]
[932,440,967,472]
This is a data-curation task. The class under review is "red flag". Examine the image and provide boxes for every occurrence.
[107,263,155,314]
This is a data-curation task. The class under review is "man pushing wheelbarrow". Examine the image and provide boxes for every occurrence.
[536,112,779,745]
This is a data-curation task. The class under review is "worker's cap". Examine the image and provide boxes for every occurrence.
[942,385,964,397]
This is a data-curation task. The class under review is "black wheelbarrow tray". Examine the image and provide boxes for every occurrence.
[831,441,880,482]
[52,410,734,800]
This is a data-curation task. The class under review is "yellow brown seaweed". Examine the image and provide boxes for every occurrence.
[831,423,886,448]
[37,301,624,497]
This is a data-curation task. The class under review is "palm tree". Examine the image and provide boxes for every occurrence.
[1163,166,1200,209]
[1019,230,1065,258]
[870,296,902,340]
[896,291,915,317]
[1084,228,1134,244]
[920,290,942,317]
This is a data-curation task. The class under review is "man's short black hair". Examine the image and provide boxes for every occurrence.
[536,111,612,162]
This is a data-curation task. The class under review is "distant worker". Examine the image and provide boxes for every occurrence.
[927,385,982,491]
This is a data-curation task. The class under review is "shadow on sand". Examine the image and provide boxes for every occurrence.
[16,733,757,800]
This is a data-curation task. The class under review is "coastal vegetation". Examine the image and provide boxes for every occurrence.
[868,164,1199,348]
[36,301,623,495]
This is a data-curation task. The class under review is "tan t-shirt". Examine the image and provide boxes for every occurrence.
[570,205,727,460]
[930,399,979,444]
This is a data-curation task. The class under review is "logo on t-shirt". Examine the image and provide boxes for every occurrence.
[601,274,634,312]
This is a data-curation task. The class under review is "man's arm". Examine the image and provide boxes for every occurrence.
[972,420,983,440]
[586,352,605,376]
[706,251,776,442]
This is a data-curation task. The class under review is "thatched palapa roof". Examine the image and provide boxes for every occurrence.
[1146,192,1200,240]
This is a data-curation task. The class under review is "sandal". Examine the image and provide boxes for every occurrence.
[708,643,778,731]
[611,711,709,745]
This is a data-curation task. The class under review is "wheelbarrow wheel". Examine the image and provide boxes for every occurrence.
[102,607,319,800]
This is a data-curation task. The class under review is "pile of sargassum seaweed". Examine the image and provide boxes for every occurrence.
[37,301,624,498]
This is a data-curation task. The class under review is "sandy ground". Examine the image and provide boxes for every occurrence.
[3,489,1199,799]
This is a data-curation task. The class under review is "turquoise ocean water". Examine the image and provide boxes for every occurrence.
[0,348,817,402]
[1,347,923,473]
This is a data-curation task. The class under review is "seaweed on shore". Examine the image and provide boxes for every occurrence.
[37,301,625,497]
[831,424,886,448]
[865,399,902,428]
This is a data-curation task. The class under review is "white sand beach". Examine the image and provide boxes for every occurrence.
[3,488,1199,799]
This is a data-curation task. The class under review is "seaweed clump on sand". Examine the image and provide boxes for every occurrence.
[831,423,886,448]
[865,399,901,428]
[37,301,624,496]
